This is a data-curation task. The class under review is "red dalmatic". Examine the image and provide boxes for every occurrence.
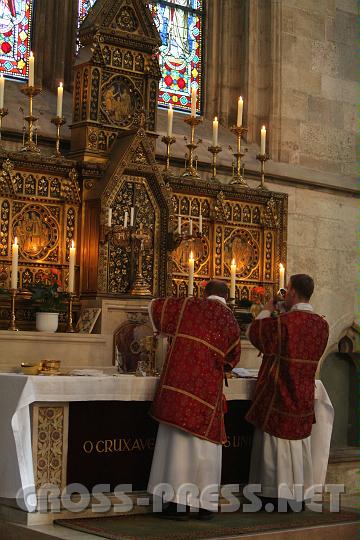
[246,311,329,440]
[150,297,241,444]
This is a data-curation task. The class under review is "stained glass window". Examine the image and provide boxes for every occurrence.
[78,0,96,25]
[149,0,204,114]
[0,0,34,80]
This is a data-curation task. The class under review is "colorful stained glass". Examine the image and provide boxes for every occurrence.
[0,0,34,80]
[78,0,96,24]
[149,0,204,113]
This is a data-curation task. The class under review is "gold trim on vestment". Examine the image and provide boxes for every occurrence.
[176,333,225,357]
[161,384,216,409]
[205,380,223,438]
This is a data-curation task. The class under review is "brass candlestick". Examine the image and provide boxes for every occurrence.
[66,293,75,333]
[161,135,176,174]
[256,153,271,190]
[0,107,8,149]
[130,225,152,296]
[51,116,66,158]
[182,116,202,178]
[20,84,41,153]
[208,145,222,180]
[8,288,18,331]
[230,125,248,186]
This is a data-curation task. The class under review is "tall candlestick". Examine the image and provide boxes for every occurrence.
[199,213,202,234]
[178,216,181,234]
[261,125,266,155]
[188,251,194,297]
[237,96,243,127]
[68,240,76,293]
[279,263,285,290]
[57,82,63,118]
[167,104,173,137]
[191,87,197,117]
[124,211,129,228]
[0,75,5,109]
[107,207,112,227]
[230,258,236,299]
[29,51,34,87]
[130,207,135,227]
[11,237,19,290]
[189,218,193,236]
[212,116,218,146]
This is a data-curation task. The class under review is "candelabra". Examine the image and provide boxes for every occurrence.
[8,288,18,331]
[51,116,66,158]
[20,84,41,153]
[229,125,248,187]
[256,153,271,190]
[66,293,75,333]
[161,135,176,175]
[182,116,202,178]
[208,145,222,180]
[0,107,8,150]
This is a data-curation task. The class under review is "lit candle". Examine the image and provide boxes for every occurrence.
[11,237,19,290]
[230,258,236,299]
[107,207,112,227]
[124,211,128,228]
[212,116,218,146]
[177,216,181,234]
[261,125,266,155]
[237,96,243,127]
[199,212,203,234]
[279,263,285,290]
[167,104,173,137]
[29,51,34,87]
[68,240,76,293]
[130,207,134,227]
[188,251,194,297]
[189,218,193,236]
[191,87,197,117]
[57,82,63,118]
[0,75,5,109]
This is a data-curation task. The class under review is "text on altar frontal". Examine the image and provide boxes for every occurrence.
[83,438,156,454]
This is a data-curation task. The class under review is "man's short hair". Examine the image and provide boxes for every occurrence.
[290,274,314,301]
[204,280,229,300]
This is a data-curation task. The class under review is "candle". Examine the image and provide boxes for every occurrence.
[107,207,112,227]
[191,87,197,117]
[199,213,203,234]
[188,251,194,297]
[130,207,134,227]
[237,96,243,127]
[124,211,128,228]
[261,125,266,155]
[0,75,5,109]
[68,240,76,293]
[167,104,173,137]
[279,263,285,290]
[189,218,193,236]
[29,51,34,87]
[11,237,19,290]
[177,216,181,234]
[57,82,63,118]
[212,116,218,146]
[230,258,236,299]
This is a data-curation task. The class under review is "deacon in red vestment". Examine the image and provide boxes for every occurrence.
[246,274,329,510]
[147,280,241,519]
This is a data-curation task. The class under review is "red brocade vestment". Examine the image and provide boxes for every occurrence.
[150,297,241,444]
[245,310,329,440]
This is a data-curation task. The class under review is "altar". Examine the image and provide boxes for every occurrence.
[0,373,334,515]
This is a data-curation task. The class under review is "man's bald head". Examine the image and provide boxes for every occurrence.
[204,280,229,300]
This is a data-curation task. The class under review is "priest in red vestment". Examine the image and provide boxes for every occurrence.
[246,274,329,511]
[147,280,241,519]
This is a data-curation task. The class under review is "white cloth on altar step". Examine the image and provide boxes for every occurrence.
[249,429,313,500]
[147,423,222,511]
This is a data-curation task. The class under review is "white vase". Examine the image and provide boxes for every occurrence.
[36,312,59,332]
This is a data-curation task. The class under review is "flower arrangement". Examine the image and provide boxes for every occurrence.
[28,269,68,313]
[251,286,265,304]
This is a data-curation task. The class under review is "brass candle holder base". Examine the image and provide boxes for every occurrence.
[208,145,222,180]
[51,116,66,158]
[20,85,41,153]
[182,116,202,178]
[8,288,18,331]
[161,135,176,175]
[230,125,248,187]
[66,293,76,333]
[256,153,271,189]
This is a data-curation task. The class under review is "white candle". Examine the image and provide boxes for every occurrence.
[261,125,266,155]
[191,87,197,117]
[188,251,194,297]
[130,207,134,227]
[199,213,203,234]
[279,263,285,290]
[29,51,34,87]
[177,216,181,234]
[57,82,63,118]
[0,75,5,109]
[11,237,19,290]
[237,96,243,127]
[189,218,193,236]
[212,116,218,146]
[230,258,236,299]
[167,104,173,137]
[107,207,112,227]
[68,240,76,293]
[124,211,128,228]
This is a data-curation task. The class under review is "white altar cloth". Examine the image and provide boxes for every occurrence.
[0,374,333,512]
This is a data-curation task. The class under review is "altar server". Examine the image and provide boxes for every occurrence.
[246,274,329,510]
[147,280,241,519]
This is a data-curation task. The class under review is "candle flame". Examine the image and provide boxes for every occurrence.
[14,236,18,246]
[262,125,266,130]
[279,263,284,270]
[30,51,34,58]
[169,104,172,110]
[214,116,217,121]
[189,251,194,260]
[231,258,236,266]
[239,96,243,101]
[71,240,75,249]
[59,82,63,88]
